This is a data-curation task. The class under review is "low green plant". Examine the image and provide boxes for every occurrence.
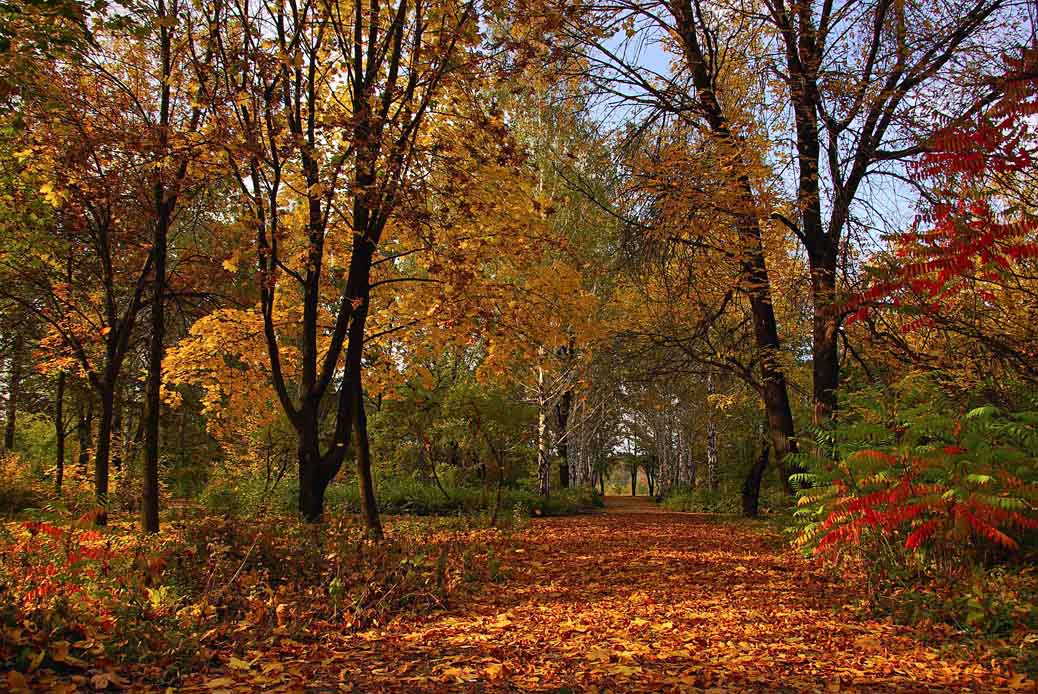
[197,471,603,520]
[663,484,789,515]
[792,374,1038,575]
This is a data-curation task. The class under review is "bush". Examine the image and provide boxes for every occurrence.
[792,374,1038,575]
[0,452,49,515]
[197,471,603,520]
[662,484,790,515]
[0,512,504,685]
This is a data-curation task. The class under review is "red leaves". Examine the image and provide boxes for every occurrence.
[848,49,1038,327]
[808,438,1037,559]
[905,519,940,550]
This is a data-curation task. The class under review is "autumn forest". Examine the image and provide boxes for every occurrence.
[1,0,1038,690]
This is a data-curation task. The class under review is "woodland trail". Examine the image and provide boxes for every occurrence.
[182,501,1019,694]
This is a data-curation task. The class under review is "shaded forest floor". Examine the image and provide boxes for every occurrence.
[174,496,1027,693]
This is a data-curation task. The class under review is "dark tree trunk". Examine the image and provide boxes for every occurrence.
[671,1,800,485]
[94,387,115,525]
[351,372,381,538]
[77,398,92,475]
[142,0,176,535]
[298,428,331,522]
[630,465,637,496]
[54,372,66,492]
[810,259,839,424]
[4,332,23,450]
[142,187,165,534]
[112,406,123,473]
[555,389,572,489]
[749,282,800,486]
[742,440,770,518]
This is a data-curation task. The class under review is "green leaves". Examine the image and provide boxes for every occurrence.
[792,374,1038,565]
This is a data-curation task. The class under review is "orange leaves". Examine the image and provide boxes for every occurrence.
[160,505,1030,692]
[5,504,1032,691]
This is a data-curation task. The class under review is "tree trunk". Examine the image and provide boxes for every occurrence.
[142,0,174,535]
[77,398,92,476]
[706,371,719,491]
[747,269,799,486]
[810,258,839,425]
[741,439,770,518]
[670,3,799,485]
[351,371,382,538]
[94,387,115,525]
[4,332,23,450]
[298,426,331,522]
[537,366,550,498]
[630,464,637,496]
[54,372,66,493]
[555,388,572,489]
[112,405,123,473]
[142,196,164,534]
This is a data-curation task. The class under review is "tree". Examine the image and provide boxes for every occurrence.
[756,0,1015,424]
[192,0,505,533]
[849,49,1038,392]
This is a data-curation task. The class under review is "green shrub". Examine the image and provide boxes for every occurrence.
[0,452,49,515]
[197,471,603,519]
[791,374,1038,574]
[662,484,789,515]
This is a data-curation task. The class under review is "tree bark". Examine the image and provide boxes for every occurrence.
[351,371,381,538]
[94,386,115,525]
[742,439,770,518]
[298,427,332,522]
[112,405,123,473]
[556,388,572,489]
[706,370,719,491]
[54,372,66,492]
[537,365,550,498]
[4,331,23,450]
[77,398,92,476]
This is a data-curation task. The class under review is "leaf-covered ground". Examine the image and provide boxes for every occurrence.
[178,497,1028,693]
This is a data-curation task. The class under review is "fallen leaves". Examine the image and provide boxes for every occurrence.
[6,498,1034,692]
[166,498,1034,692]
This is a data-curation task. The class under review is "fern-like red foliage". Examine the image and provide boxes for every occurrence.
[847,49,1038,325]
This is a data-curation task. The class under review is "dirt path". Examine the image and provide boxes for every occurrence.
[183,504,1018,693]
[600,495,663,514]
